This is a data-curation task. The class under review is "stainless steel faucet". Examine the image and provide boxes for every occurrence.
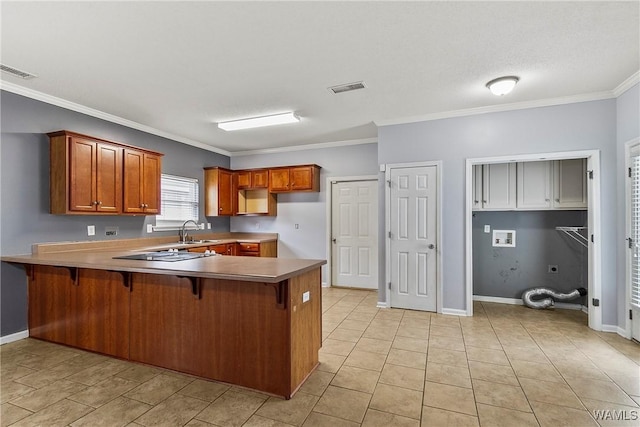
[180,220,199,243]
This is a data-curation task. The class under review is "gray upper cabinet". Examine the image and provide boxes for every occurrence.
[473,159,587,211]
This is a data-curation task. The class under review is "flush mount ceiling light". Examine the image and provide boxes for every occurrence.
[217,112,299,131]
[486,76,519,96]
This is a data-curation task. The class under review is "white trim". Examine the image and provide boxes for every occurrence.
[0,80,232,157]
[613,71,640,97]
[385,161,443,313]
[376,301,390,309]
[465,150,603,330]
[441,308,468,317]
[325,175,379,289]
[322,281,329,288]
[231,138,378,157]
[474,295,586,311]
[601,325,629,338]
[624,137,640,340]
[375,92,614,128]
[0,330,29,345]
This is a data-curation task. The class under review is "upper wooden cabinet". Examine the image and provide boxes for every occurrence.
[237,169,268,189]
[123,149,162,214]
[49,131,162,215]
[268,165,320,193]
[204,167,235,216]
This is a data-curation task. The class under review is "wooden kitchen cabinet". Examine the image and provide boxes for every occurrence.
[204,167,235,216]
[49,131,123,214]
[237,169,269,189]
[268,165,320,193]
[123,148,162,214]
[237,241,277,257]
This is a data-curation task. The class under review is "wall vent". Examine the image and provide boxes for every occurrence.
[1,64,37,79]
[328,81,366,94]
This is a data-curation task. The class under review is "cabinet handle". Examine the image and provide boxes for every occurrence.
[219,207,223,211]
[555,199,560,202]
[97,201,102,205]
[482,200,487,203]
[474,200,479,204]
[545,199,549,202]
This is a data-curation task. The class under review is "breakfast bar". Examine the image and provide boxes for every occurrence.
[2,240,325,399]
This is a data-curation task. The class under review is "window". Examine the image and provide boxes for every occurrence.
[156,174,199,225]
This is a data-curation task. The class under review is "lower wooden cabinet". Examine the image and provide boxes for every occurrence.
[187,241,277,257]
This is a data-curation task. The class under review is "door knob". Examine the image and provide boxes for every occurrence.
[428,244,435,249]
[332,238,336,243]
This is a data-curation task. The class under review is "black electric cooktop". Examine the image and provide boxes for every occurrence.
[113,251,213,262]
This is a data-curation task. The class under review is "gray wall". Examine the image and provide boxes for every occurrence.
[378,99,619,325]
[473,210,588,303]
[0,90,230,336]
[230,143,379,284]
[616,83,640,328]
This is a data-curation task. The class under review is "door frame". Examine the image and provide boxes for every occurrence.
[325,175,379,288]
[384,161,443,313]
[624,137,640,339]
[465,150,602,331]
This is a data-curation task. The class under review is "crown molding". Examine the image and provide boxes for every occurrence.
[613,70,640,97]
[230,137,378,157]
[0,80,232,157]
[374,91,616,128]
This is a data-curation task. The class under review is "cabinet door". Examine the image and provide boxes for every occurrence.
[95,143,122,213]
[123,149,145,213]
[237,171,252,189]
[553,159,587,209]
[69,137,97,212]
[290,166,313,191]
[252,170,268,188]
[269,168,290,192]
[517,161,551,209]
[482,163,516,209]
[218,169,234,215]
[142,153,161,214]
[472,165,483,210]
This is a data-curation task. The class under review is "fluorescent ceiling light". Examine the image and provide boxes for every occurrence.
[217,112,299,131]
[486,76,519,96]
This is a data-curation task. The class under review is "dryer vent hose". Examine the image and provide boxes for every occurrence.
[522,287,587,309]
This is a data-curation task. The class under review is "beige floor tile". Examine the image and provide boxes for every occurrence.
[369,383,423,420]
[319,339,356,357]
[0,403,32,427]
[255,392,319,426]
[317,353,346,374]
[313,385,371,423]
[426,348,468,368]
[65,360,130,386]
[379,364,424,391]
[386,348,427,370]
[71,396,152,427]
[135,393,208,427]
[518,377,583,409]
[466,346,510,366]
[510,359,565,383]
[243,414,296,426]
[476,403,539,427]
[468,360,519,386]
[429,325,463,338]
[580,398,640,427]
[298,371,334,397]
[9,379,86,412]
[422,381,476,416]
[0,381,36,404]
[399,318,431,330]
[430,316,461,328]
[124,374,193,406]
[462,334,503,350]
[421,406,479,427]
[392,337,429,353]
[530,400,598,427]
[363,326,398,341]
[346,312,377,323]
[472,379,531,413]
[362,408,420,427]
[10,398,93,427]
[327,328,364,343]
[338,319,370,332]
[344,350,387,371]
[1,365,37,384]
[553,360,611,381]
[428,335,465,352]
[68,375,139,408]
[564,376,638,406]
[425,362,472,388]
[14,361,87,389]
[18,349,79,369]
[195,390,265,427]
[302,411,359,426]
[355,338,392,355]
[178,379,230,402]
[502,345,550,364]
[331,365,380,393]
[116,365,163,383]
[396,327,430,340]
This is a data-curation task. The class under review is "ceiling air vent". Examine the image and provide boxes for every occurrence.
[1,64,37,79]
[328,81,366,94]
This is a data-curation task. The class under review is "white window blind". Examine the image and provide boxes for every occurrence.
[631,154,640,308]
[156,174,199,224]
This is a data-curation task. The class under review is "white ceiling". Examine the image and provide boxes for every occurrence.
[1,1,638,155]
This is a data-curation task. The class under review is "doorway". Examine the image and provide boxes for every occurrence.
[385,162,442,312]
[327,177,378,289]
[625,138,640,341]
[465,150,602,331]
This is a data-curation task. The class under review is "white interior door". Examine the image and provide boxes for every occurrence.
[389,165,438,311]
[629,146,640,341]
[331,180,378,289]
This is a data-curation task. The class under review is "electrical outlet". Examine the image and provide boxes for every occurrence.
[207,223,211,230]
[302,291,310,303]
[548,265,559,273]
[147,224,153,233]
[484,225,490,233]
[105,226,118,236]
[295,223,299,229]
[87,225,95,236]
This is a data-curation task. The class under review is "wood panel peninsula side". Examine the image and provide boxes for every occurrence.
[2,239,325,399]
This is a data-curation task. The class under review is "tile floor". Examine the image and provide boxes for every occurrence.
[2,287,640,426]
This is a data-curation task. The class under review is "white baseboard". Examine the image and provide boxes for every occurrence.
[441,308,468,317]
[0,330,29,345]
[473,295,584,310]
[376,301,389,309]
[322,282,329,288]
[601,324,629,337]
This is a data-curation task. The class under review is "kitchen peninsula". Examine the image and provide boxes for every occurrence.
[1,235,325,399]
